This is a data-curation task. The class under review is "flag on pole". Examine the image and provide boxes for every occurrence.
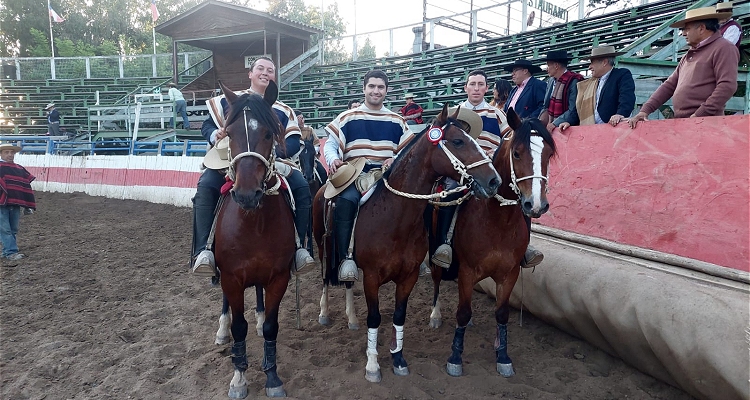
[49,6,65,23]
[150,0,160,22]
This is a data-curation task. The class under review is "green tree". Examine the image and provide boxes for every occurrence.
[357,37,377,60]
[28,29,51,57]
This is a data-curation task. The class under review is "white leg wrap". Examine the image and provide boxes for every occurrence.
[319,286,329,318]
[216,313,231,344]
[390,324,404,354]
[366,328,380,372]
[230,369,247,388]
[430,299,442,321]
[346,288,358,325]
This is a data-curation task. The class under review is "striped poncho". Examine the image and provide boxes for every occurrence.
[0,162,36,209]
[459,100,512,154]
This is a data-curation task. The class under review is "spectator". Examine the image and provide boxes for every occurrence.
[490,78,512,110]
[629,6,738,128]
[167,82,190,130]
[192,56,314,277]
[323,70,413,281]
[45,103,60,136]
[347,99,361,110]
[559,46,635,129]
[0,143,35,261]
[716,2,741,47]
[503,59,546,119]
[539,50,584,132]
[399,93,424,125]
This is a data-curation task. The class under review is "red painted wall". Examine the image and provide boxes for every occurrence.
[540,115,749,271]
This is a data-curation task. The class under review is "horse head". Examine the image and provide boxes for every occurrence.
[298,136,317,184]
[429,104,500,198]
[220,80,284,210]
[501,108,557,218]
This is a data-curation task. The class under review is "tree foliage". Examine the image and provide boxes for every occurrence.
[357,37,377,61]
[266,0,349,62]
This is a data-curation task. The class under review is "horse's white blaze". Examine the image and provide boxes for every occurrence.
[366,328,380,373]
[319,286,329,320]
[345,288,358,326]
[529,136,544,211]
[255,311,265,337]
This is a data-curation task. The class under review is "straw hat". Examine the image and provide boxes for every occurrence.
[203,137,230,170]
[715,2,733,13]
[502,59,542,75]
[404,93,415,99]
[670,7,732,28]
[0,143,22,153]
[585,45,624,60]
[44,103,55,110]
[324,157,367,199]
[448,106,483,140]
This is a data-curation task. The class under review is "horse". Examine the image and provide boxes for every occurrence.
[312,104,501,383]
[426,108,556,378]
[210,80,296,398]
[298,135,325,254]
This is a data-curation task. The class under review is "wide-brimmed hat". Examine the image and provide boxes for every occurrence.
[0,143,22,153]
[404,93,415,99]
[203,137,230,170]
[539,50,573,63]
[585,45,624,60]
[44,103,55,110]
[448,106,483,140]
[324,157,367,199]
[716,1,734,12]
[502,59,542,75]
[670,6,731,28]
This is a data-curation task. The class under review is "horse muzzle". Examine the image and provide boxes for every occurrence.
[231,188,264,210]
[520,195,549,218]
[470,174,501,199]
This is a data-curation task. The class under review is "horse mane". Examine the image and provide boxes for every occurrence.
[495,118,557,162]
[225,93,284,145]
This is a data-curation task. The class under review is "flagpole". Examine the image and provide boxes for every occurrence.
[48,0,55,58]
[152,26,157,54]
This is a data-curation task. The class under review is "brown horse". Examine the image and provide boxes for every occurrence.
[313,104,501,383]
[427,108,556,377]
[211,81,295,398]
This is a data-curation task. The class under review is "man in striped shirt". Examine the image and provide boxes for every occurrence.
[323,69,413,281]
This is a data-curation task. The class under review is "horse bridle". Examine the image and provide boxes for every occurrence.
[226,107,281,194]
[495,130,549,205]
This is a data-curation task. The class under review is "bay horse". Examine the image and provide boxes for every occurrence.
[312,104,501,383]
[210,81,295,398]
[427,108,556,377]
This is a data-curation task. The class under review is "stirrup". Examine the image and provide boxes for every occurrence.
[192,249,217,277]
[338,259,358,282]
[294,248,315,275]
[431,244,452,269]
[521,246,544,269]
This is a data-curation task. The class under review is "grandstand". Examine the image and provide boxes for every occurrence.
[0,0,748,154]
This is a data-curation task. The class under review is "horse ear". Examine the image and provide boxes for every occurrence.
[506,107,522,131]
[264,81,278,107]
[437,103,449,124]
[219,80,238,105]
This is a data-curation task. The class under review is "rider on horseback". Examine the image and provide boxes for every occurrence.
[191,56,315,277]
[323,70,413,282]
[431,69,544,270]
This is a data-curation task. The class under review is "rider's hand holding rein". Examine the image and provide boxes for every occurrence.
[210,127,227,144]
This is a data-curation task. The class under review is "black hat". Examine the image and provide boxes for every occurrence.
[539,50,573,63]
[502,59,542,75]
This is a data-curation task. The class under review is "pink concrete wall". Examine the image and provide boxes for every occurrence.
[540,115,749,271]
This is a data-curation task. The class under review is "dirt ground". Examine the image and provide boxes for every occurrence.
[0,191,694,400]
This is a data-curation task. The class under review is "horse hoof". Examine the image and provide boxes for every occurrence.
[265,385,287,398]
[228,384,248,399]
[215,335,230,345]
[446,362,462,377]
[467,318,475,327]
[318,315,330,326]
[393,365,409,376]
[348,322,360,330]
[365,369,382,383]
[497,363,515,377]
[429,318,441,329]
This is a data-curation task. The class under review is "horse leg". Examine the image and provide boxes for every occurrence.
[255,284,265,337]
[446,271,474,377]
[364,279,382,383]
[494,268,520,377]
[429,265,443,329]
[345,281,359,330]
[225,287,249,399]
[390,276,418,377]
[261,278,288,398]
[318,284,330,325]
[215,295,231,345]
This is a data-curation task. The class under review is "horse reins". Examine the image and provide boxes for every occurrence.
[226,107,281,195]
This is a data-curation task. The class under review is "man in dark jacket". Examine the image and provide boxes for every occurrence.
[503,59,546,119]
[559,46,635,129]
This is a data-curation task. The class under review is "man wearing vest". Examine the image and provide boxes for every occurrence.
[629,6,739,128]
[716,1,741,47]
[559,46,636,129]
[539,51,584,133]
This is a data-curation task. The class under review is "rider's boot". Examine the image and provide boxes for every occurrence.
[334,198,358,282]
[431,204,457,269]
[291,185,315,275]
[191,185,219,277]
